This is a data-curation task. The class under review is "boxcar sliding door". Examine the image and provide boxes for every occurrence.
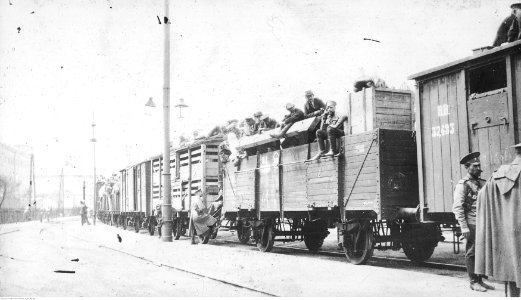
[466,60,515,179]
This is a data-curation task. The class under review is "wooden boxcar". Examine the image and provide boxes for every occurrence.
[409,40,521,224]
[116,160,155,232]
[222,87,441,264]
[170,136,224,240]
[99,155,172,234]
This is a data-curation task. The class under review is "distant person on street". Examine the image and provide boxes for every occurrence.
[269,103,305,139]
[492,3,521,47]
[190,189,217,244]
[475,144,521,296]
[155,204,163,238]
[80,201,91,225]
[309,101,347,160]
[452,152,493,292]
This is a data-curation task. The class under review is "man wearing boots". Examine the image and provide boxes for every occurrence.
[476,144,521,296]
[309,101,347,160]
[452,152,494,292]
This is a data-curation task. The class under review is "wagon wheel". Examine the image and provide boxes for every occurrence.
[121,216,127,230]
[237,220,251,244]
[148,218,155,236]
[134,217,140,233]
[402,240,437,263]
[304,237,324,253]
[256,224,275,252]
[343,224,374,265]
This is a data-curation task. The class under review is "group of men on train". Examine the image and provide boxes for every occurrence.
[153,4,521,294]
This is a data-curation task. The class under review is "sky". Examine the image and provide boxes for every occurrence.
[0,0,515,178]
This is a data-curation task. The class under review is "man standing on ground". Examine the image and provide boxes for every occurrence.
[452,152,494,292]
[80,201,91,226]
[475,144,521,297]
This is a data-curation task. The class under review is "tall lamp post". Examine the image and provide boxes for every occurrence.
[146,0,189,242]
[145,95,188,243]
[91,120,97,225]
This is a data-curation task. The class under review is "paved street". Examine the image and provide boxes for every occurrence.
[0,217,504,297]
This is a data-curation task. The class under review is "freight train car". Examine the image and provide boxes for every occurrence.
[409,40,521,227]
[170,136,224,241]
[222,87,442,264]
[99,156,174,234]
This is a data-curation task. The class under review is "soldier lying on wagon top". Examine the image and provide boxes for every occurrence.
[269,102,305,139]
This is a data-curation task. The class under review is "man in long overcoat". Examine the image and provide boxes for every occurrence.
[476,144,521,296]
[190,189,217,244]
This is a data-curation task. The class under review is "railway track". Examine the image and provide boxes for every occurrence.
[66,229,277,297]
[219,239,466,272]
[98,244,277,297]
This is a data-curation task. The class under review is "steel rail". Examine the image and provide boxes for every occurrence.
[222,239,466,272]
[98,244,277,297]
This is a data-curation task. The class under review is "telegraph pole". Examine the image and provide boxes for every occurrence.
[91,120,97,225]
[161,0,173,242]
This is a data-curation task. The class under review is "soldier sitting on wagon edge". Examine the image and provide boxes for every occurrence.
[309,100,347,160]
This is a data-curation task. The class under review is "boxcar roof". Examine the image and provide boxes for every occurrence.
[409,40,521,81]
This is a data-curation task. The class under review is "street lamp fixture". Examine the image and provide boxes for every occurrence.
[145,97,156,108]
[174,98,188,118]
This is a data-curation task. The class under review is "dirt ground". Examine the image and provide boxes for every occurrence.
[0,217,504,297]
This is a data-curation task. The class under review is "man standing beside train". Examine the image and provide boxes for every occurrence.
[475,144,521,297]
[452,152,494,292]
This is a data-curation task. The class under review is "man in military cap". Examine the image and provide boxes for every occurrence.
[303,90,326,119]
[270,103,305,139]
[309,100,347,160]
[475,144,521,296]
[452,152,493,292]
[492,3,521,47]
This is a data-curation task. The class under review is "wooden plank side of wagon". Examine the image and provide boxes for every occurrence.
[258,151,280,212]
[306,158,339,208]
[344,130,379,213]
[281,144,309,212]
[223,153,258,212]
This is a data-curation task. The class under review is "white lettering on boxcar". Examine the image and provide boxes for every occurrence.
[431,123,455,138]
[437,104,450,117]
